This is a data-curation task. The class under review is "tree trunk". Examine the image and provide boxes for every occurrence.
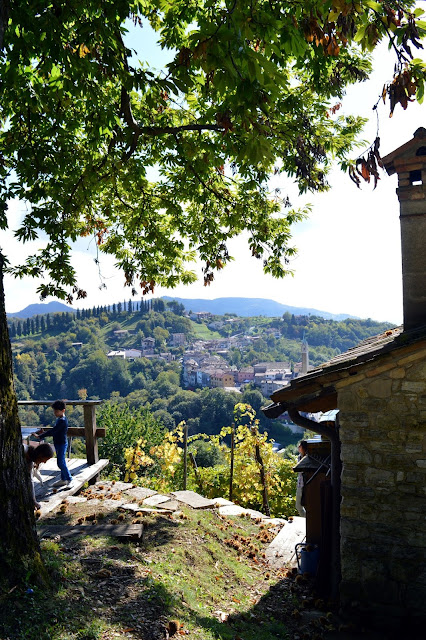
[0,253,45,587]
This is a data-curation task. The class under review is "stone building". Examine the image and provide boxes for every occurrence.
[264,128,426,631]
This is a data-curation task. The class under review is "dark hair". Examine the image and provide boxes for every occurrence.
[298,440,308,452]
[27,443,54,463]
[51,399,66,411]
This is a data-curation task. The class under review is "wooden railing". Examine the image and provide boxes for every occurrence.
[18,400,104,466]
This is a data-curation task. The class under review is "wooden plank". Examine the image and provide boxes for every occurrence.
[32,457,87,488]
[265,516,306,568]
[171,490,217,509]
[37,523,143,540]
[36,458,109,518]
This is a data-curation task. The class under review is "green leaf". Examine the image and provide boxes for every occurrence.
[364,1,382,11]
[354,24,367,43]
[247,59,256,81]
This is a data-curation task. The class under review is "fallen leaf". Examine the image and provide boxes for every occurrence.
[94,569,112,579]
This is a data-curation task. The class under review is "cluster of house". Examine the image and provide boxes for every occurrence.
[106,332,187,363]
[181,336,310,394]
[106,328,312,394]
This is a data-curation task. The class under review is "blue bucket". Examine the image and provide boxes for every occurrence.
[296,543,320,575]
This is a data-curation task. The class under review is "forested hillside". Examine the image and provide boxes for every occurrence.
[9,299,393,445]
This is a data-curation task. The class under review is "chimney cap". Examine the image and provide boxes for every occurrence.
[414,127,426,139]
[382,128,426,176]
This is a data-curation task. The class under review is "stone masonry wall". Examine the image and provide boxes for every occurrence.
[336,344,426,628]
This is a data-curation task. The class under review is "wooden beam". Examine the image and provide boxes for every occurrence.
[67,427,105,437]
[37,523,143,540]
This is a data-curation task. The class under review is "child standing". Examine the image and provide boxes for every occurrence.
[36,400,73,488]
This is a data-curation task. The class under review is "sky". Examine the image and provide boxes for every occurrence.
[2,13,425,323]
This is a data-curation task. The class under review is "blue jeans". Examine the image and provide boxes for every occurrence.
[55,442,72,482]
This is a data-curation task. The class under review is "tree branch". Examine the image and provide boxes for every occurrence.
[139,123,224,135]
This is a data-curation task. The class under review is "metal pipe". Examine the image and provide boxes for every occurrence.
[288,408,341,599]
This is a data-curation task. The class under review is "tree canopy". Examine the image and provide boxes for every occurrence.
[0,0,425,585]
[1,0,425,299]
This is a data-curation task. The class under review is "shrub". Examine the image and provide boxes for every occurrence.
[98,402,165,479]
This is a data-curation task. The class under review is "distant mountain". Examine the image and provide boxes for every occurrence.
[8,296,357,321]
[161,297,357,321]
[7,301,76,319]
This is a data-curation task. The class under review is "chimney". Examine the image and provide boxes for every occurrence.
[382,127,426,331]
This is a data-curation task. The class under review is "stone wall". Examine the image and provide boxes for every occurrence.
[336,345,426,629]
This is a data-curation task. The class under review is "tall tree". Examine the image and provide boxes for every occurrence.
[0,0,425,584]
[0,256,46,584]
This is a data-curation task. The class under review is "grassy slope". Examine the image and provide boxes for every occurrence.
[0,485,332,640]
[189,321,222,340]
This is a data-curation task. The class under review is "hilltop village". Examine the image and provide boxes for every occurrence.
[106,310,311,398]
[8,299,394,443]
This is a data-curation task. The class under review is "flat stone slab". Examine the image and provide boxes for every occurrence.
[157,499,180,511]
[171,490,217,509]
[99,498,126,509]
[218,504,266,519]
[64,496,88,504]
[124,487,157,501]
[119,503,144,513]
[143,494,171,506]
[213,497,234,506]
[265,516,306,568]
[101,481,134,492]
[262,518,287,526]
[118,501,181,513]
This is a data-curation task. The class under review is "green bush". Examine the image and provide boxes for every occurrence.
[98,402,165,479]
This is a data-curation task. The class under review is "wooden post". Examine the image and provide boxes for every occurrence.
[189,452,203,491]
[83,404,99,484]
[252,426,270,517]
[183,422,188,490]
[229,424,235,502]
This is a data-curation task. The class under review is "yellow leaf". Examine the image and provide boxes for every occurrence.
[79,43,90,58]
